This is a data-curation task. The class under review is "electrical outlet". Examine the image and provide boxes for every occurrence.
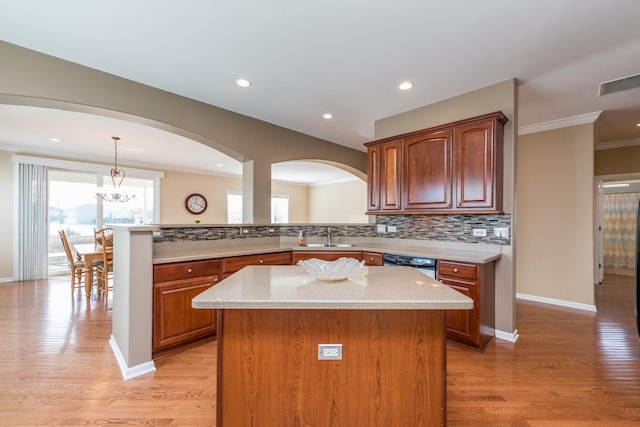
[387,225,397,232]
[472,228,487,237]
[494,227,509,238]
[376,224,387,233]
[318,344,342,360]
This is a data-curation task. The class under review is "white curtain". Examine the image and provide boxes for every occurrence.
[602,192,640,268]
[16,163,48,280]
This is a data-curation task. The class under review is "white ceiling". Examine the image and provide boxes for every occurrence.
[1,0,640,183]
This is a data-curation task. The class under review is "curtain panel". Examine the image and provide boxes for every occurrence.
[602,192,640,268]
[16,163,48,280]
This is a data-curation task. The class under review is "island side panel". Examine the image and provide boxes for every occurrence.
[217,308,446,426]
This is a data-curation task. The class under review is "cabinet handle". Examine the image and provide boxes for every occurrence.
[214,277,219,283]
[259,259,264,264]
[187,268,193,274]
[453,268,458,273]
[457,203,461,207]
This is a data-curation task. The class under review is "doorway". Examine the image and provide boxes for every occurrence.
[596,176,640,282]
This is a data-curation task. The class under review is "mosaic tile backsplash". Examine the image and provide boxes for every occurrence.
[156,214,511,246]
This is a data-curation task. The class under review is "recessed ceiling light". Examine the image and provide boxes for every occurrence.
[636,122,640,127]
[216,163,223,167]
[322,113,333,119]
[49,138,61,142]
[235,78,252,88]
[399,81,414,90]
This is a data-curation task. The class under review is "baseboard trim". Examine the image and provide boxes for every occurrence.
[0,277,16,284]
[516,293,597,312]
[109,335,156,381]
[495,328,519,343]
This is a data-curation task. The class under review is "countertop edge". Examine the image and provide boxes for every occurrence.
[154,243,501,265]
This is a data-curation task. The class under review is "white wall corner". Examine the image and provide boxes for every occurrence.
[109,335,156,381]
[495,328,519,343]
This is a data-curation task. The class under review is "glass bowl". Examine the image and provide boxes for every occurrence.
[297,257,365,281]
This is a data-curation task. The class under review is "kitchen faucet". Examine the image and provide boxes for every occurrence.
[326,227,332,246]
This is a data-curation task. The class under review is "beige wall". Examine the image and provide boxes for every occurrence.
[273,182,309,224]
[0,41,366,223]
[375,79,518,335]
[159,171,315,224]
[160,171,242,224]
[595,145,640,176]
[309,179,368,223]
[517,124,595,305]
[0,150,13,279]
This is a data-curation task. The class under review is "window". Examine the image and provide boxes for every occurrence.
[271,195,289,224]
[99,175,154,225]
[227,192,243,224]
[226,192,289,224]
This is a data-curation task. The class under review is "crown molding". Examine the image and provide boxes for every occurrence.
[518,111,602,135]
[595,137,640,151]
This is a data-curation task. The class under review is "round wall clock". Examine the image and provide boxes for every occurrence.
[185,193,207,215]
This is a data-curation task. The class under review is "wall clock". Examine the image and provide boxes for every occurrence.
[185,193,207,215]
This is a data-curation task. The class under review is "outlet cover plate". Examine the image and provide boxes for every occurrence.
[318,344,342,360]
[472,228,487,237]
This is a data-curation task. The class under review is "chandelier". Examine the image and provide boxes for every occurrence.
[96,136,136,203]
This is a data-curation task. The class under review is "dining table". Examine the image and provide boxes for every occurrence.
[73,243,112,296]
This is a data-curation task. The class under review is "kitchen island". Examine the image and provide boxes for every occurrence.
[192,265,473,426]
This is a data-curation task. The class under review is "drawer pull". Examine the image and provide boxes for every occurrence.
[453,268,458,273]
[187,268,193,274]
[259,259,264,264]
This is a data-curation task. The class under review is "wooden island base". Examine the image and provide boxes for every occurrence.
[217,308,447,426]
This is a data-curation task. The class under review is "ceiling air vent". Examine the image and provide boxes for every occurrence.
[599,73,640,96]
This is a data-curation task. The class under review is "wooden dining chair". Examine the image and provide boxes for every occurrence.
[96,234,114,298]
[94,227,114,247]
[58,230,90,296]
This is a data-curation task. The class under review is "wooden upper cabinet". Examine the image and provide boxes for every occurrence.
[380,140,403,211]
[366,145,380,211]
[453,117,503,211]
[403,129,452,210]
[365,111,507,215]
[367,139,403,212]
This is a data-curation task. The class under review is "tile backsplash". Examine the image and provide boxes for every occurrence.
[155,213,511,246]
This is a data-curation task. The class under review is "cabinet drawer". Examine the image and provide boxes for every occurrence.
[221,252,292,274]
[438,260,478,280]
[362,251,383,266]
[154,260,219,282]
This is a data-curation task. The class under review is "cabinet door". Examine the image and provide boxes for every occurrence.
[153,276,218,350]
[439,278,479,344]
[403,130,452,210]
[453,118,501,210]
[362,251,383,266]
[379,140,403,211]
[367,145,380,211]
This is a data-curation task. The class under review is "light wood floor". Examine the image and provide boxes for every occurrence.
[0,275,638,426]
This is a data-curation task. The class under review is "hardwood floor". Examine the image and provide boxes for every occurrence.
[0,274,638,426]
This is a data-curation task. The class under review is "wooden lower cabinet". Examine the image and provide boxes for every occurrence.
[220,251,292,279]
[437,260,495,352]
[216,308,446,426]
[153,260,219,352]
[362,251,383,266]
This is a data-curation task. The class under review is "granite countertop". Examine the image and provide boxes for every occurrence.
[191,265,474,310]
[154,241,501,265]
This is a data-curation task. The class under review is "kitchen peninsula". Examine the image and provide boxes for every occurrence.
[192,265,473,426]
[108,225,501,382]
